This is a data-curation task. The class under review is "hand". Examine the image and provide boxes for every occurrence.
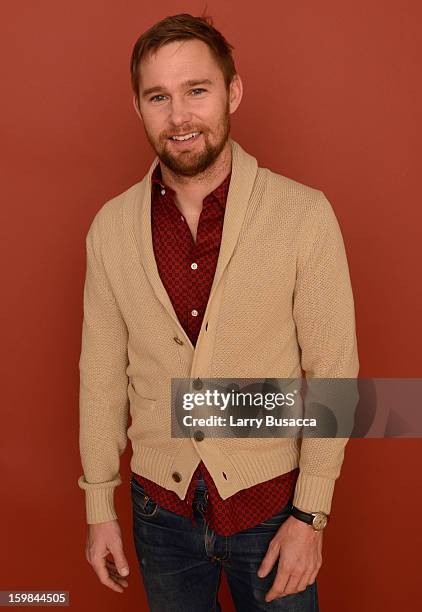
[257,515,323,602]
[85,519,130,593]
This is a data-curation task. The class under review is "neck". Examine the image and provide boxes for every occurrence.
[159,140,232,205]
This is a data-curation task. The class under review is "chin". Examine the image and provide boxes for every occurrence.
[161,146,206,171]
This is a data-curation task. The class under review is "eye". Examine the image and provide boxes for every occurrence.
[191,88,206,96]
[150,94,166,103]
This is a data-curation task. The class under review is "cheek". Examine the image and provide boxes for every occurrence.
[196,109,224,132]
[206,102,229,125]
[141,108,165,128]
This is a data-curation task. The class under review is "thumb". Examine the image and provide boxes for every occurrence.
[109,542,130,576]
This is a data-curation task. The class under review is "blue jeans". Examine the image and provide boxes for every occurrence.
[131,472,319,611]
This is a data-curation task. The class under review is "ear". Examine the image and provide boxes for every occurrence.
[132,94,143,122]
[228,73,243,115]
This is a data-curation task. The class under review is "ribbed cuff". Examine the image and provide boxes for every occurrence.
[293,473,335,515]
[78,476,119,524]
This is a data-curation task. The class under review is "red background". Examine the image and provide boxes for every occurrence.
[1,1,421,610]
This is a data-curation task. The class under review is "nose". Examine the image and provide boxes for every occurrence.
[168,95,193,128]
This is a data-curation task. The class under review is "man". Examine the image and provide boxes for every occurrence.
[78,12,359,611]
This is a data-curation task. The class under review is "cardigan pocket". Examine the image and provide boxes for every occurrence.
[127,383,165,441]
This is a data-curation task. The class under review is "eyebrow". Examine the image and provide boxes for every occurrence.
[141,79,214,99]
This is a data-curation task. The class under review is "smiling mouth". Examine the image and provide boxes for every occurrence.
[168,131,202,142]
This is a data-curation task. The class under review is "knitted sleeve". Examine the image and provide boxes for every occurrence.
[292,190,359,514]
[77,216,129,524]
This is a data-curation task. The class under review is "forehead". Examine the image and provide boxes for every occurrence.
[139,39,223,87]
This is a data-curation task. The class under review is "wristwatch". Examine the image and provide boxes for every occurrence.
[291,506,329,531]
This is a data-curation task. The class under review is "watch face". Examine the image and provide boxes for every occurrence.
[312,513,328,530]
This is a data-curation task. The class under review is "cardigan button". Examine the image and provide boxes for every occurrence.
[193,430,205,442]
[173,336,184,345]
[172,471,182,482]
[192,378,203,390]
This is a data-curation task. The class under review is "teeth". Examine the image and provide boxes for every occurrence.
[171,132,200,141]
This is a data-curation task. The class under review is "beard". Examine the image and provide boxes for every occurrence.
[144,97,231,177]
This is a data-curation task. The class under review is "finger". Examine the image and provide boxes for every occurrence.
[265,563,291,602]
[296,570,314,593]
[109,568,129,582]
[308,569,319,586]
[257,540,280,578]
[110,573,129,588]
[104,557,124,574]
[307,556,322,587]
[109,542,130,577]
[107,565,129,585]
[92,557,124,593]
[277,573,301,597]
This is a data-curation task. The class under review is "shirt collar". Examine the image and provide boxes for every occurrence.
[151,162,231,211]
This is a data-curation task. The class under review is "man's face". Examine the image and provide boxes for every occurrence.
[133,39,242,177]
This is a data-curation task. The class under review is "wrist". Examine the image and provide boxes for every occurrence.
[291,505,329,531]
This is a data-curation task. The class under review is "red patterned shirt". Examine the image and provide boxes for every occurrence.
[132,162,299,535]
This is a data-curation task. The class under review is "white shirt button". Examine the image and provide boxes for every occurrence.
[191,309,198,317]
[191,262,198,270]
[161,189,166,195]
